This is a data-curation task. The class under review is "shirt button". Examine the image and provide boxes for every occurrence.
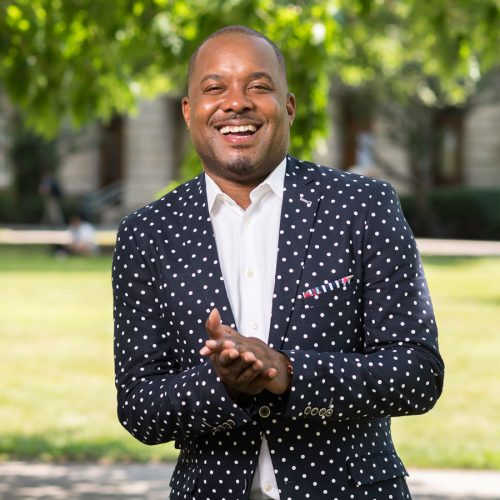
[243,216,252,224]
[246,269,255,278]
[264,483,273,493]
[259,406,271,418]
[251,321,259,330]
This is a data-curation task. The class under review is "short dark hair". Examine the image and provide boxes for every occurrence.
[187,26,287,87]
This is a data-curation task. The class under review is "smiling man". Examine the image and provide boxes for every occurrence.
[113,26,444,500]
[182,30,295,199]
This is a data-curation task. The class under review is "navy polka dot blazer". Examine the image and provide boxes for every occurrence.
[113,156,444,499]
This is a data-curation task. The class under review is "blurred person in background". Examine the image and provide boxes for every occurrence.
[60,214,98,256]
[39,169,64,226]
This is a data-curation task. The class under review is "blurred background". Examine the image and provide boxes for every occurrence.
[0,0,499,495]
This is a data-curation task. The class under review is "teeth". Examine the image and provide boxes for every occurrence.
[219,124,257,135]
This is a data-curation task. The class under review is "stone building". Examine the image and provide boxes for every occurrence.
[1,77,499,225]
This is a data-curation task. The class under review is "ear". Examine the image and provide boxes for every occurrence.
[286,92,296,126]
[182,96,191,129]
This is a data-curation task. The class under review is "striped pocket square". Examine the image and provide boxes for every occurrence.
[302,275,354,299]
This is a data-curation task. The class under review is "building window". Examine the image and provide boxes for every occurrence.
[338,87,374,171]
[433,107,464,186]
[99,115,124,188]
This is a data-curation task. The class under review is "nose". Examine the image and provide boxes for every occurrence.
[221,86,253,113]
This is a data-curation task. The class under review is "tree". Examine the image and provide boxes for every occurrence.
[1,0,499,182]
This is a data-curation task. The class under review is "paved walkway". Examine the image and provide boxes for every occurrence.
[416,238,500,257]
[0,462,499,499]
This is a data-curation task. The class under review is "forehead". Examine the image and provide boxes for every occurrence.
[190,34,284,86]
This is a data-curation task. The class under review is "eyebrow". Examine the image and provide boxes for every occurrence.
[200,72,275,85]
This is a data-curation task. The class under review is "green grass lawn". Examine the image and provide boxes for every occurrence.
[392,255,500,469]
[0,245,499,468]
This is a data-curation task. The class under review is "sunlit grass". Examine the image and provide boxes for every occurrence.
[392,256,500,469]
[1,246,499,468]
[0,246,176,462]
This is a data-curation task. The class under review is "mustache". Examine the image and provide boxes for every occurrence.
[211,113,261,127]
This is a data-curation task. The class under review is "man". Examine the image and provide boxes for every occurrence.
[113,26,444,499]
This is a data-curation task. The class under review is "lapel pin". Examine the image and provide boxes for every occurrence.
[299,194,312,207]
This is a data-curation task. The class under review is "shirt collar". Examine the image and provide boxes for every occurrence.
[205,157,287,213]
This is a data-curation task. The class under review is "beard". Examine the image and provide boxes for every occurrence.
[225,157,253,175]
[198,148,262,185]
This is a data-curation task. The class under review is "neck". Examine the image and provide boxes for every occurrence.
[205,172,262,210]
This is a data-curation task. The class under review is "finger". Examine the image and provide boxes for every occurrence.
[216,354,261,382]
[218,348,240,366]
[265,368,278,379]
[199,339,225,356]
[234,362,264,385]
[240,351,257,364]
[201,338,236,354]
[200,345,215,356]
[221,339,237,349]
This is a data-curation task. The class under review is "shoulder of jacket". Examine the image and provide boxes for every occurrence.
[291,156,394,194]
[119,175,204,228]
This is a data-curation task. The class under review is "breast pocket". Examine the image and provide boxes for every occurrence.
[290,281,364,351]
[300,277,358,311]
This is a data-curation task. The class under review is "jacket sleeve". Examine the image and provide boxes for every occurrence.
[281,182,444,421]
[112,219,253,445]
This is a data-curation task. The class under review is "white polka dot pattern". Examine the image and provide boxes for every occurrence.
[113,156,444,499]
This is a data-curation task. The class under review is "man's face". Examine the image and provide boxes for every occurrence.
[182,34,295,185]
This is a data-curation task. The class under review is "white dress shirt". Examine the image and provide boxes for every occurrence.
[205,158,286,500]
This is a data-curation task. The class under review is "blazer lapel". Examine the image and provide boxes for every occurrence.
[268,157,321,350]
[177,159,321,342]
[178,173,237,329]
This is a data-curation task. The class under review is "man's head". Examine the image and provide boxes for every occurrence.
[182,26,296,186]
[187,26,288,88]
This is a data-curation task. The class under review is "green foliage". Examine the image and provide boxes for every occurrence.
[400,188,500,240]
[155,144,200,198]
[0,189,43,223]
[430,188,500,240]
[1,0,499,159]
[0,119,60,223]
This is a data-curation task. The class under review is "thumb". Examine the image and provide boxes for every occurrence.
[205,308,223,339]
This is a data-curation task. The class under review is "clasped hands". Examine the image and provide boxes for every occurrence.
[200,309,291,398]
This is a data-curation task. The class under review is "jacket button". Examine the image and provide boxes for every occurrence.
[259,406,271,418]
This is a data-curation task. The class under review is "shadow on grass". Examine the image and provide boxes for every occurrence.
[3,246,497,273]
[0,433,178,463]
[421,255,498,266]
[0,245,112,273]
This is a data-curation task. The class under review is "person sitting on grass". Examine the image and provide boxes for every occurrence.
[65,214,98,256]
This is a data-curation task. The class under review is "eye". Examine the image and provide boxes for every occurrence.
[249,83,272,92]
[204,85,224,94]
